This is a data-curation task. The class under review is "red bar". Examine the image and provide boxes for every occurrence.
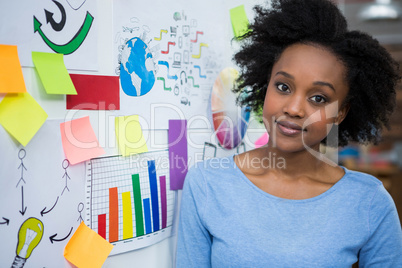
[109,187,119,242]
[98,214,106,239]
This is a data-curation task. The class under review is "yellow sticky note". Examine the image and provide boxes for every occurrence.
[230,5,251,39]
[32,51,77,95]
[0,93,47,146]
[115,115,148,157]
[0,45,27,93]
[64,222,114,268]
[60,116,105,165]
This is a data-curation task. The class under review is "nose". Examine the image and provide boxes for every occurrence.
[283,95,305,118]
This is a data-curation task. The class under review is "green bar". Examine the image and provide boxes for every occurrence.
[132,174,144,236]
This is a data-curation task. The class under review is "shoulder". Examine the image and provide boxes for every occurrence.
[342,168,397,214]
[342,167,384,192]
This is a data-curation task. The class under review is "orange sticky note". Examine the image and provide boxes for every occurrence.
[64,222,113,268]
[0,44,27,93]
[0,93,47,146]
[60,116,105,165]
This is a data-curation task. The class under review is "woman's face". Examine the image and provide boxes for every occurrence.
[263,43,349,153]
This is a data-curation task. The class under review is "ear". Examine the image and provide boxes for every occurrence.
[334,102,350,125]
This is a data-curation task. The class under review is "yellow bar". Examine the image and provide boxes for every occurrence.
[122,192,133,239]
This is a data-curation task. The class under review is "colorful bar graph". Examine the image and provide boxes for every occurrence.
[98,214,106,239]
[143,198,152,234]
[109,187,118,242]
[132,174,144,237]
[148,160,160,232]
[122,192,133,239]
[160,176,167,229]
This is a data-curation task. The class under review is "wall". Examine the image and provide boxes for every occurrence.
[0,0,266,267]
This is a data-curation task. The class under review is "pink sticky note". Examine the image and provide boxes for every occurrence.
[60,116,105,164]
[255,132,269,148]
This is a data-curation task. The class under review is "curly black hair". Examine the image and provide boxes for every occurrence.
[233,0,400,147]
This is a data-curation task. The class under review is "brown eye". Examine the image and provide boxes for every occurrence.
[310,95,327,103]
[276,83,290,93]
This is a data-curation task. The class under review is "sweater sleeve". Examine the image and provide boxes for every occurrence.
[176,164,212,267]
[359,184,402,267]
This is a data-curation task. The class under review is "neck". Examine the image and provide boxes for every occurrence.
[261,143,332,177]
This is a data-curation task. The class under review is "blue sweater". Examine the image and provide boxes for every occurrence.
[176,156,402,267]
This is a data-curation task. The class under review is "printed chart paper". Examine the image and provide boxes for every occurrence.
[85,150,176,255]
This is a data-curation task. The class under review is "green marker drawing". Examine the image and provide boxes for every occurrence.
[157,77,172,91]
[33,11,94,55]
[188,76,200,88]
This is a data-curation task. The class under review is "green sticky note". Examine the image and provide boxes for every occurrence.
[230,5,251,39]
[32,51,77,95]
[0,93,48,146]
[115,115,148,157]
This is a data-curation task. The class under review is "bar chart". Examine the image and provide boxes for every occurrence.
[85,150,176,255]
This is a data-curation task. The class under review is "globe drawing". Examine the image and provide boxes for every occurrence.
[120,37,156,96]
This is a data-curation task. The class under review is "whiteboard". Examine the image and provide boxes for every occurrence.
[0,0,266,267]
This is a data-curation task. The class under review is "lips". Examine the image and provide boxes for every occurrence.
[276,120,305,136]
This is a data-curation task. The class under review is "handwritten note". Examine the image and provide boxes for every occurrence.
[60,116,105,165]
[32,51,77,95]
[0,93,47,146]
[0,44,26,93]
[229,5,251,39]
[64,222,113,268]
[115,115,148,157]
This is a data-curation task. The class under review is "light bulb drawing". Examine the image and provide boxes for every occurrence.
[16,149,27,188]
[11,217,44,268]
[61,159,71,195]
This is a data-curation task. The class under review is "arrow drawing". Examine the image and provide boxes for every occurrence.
[19,186,27,216]
[192,43,208,59]
[49,227,73,243]
[191,31,203,43]
[34,11,94,55]
[154,29,168,41]
[157,77,172,91]
[188,76,200,88]
[194,65,206,78]
[158,61,178,80]
[0,217,10,225]
[161,42,175,54]
[45,0,66,32]
[41,196,59,216]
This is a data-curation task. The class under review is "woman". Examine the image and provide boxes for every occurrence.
[176,0,402,266]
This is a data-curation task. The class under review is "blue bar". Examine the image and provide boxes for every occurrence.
[148,160,160,231]
[143,198,152,234]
